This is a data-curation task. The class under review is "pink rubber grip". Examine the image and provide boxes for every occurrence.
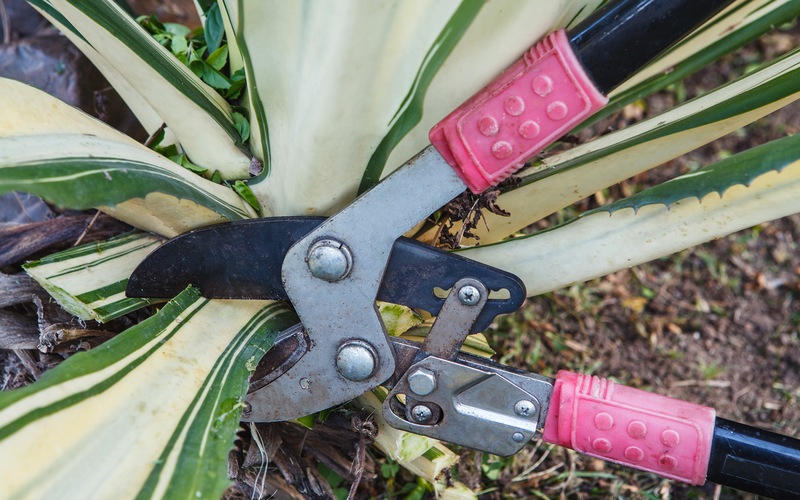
[542,370,715,485]
[429,30,607,193]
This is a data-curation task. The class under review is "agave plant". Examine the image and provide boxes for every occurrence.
[1,0,800,497]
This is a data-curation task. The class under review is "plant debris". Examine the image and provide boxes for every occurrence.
[434,175,521,249]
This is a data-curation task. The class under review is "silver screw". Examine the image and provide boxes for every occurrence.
[458,285,481,306]
[336,341,377,381]
[407,367,436,396]
[512,432,525,443]
[307,239,352,282]
[514,400,535,418]
[411,404,433,423]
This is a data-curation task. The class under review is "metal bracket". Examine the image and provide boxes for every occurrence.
[383,355,553,456]
[382,281,553,456]
[422,278,488,360]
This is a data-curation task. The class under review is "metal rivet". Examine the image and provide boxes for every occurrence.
[514,400,535,418]
[512,432,525,443]
[457,285,481,306]
[242,402,252,416]
[411,405,433,423]
[336,341,377,381]
[299,378,310,390]
[307,239,352,282]
[407,367,437,396]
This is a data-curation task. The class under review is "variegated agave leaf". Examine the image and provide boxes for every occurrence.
[0,288,296,499]
[225,0,602,216]
[31,0,252,179]
[449,45,800,244]
[463,133,800,295]
[0,78,255,235]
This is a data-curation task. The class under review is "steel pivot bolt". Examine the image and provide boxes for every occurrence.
[514,400,536,418]
[407,367,436,396]
[458,284,481,306]
[335,341,377,381]
[307,239,353,282]
[411,404,433,424]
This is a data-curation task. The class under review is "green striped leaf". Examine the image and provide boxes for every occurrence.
[48,0,251,179]
[357,0,484,193]
[0,134,254,234]
[462,133,800,296]
[29,3,172,140]
[0,79,255,235]
[0,287,297,498]
[0,78,260,226]
[0,77,139,140]
[23,232,163,322]
[217,0,268,184]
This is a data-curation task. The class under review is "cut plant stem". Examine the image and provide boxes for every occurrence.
[23,232,164,323]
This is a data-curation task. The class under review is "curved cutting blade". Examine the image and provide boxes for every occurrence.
[126,217,322,300]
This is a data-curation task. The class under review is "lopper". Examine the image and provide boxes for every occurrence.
[127,0,800,496]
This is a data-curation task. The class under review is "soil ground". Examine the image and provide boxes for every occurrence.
[1,3,799,499]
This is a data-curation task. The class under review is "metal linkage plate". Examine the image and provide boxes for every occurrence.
[383,339,555,456]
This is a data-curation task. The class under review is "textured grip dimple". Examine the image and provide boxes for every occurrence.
[542,370,716,485]
[429,30,607,193]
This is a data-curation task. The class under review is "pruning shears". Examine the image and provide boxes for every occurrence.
[127,0,800,496]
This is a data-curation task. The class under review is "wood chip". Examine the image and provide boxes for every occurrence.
[0,214,129,266]
[0,310,39,349]
[0,271,45,308]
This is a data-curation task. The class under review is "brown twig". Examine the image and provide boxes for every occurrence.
[38,325,114,353]
[73,210,101,247]
[13,192,34,223]
[13,349,41,380]
[347,415,377,500]
[143,123,168,148]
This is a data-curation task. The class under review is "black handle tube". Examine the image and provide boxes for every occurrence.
[567,0,734,94]
[707,417,800,498]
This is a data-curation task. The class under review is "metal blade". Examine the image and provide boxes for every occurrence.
[127,217,526,333]
[126,217,322,300]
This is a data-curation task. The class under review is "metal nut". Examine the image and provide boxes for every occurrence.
[335,341,377,381]
[407,367,436,396]
[457,285,481,306]
[307,239,352,282]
